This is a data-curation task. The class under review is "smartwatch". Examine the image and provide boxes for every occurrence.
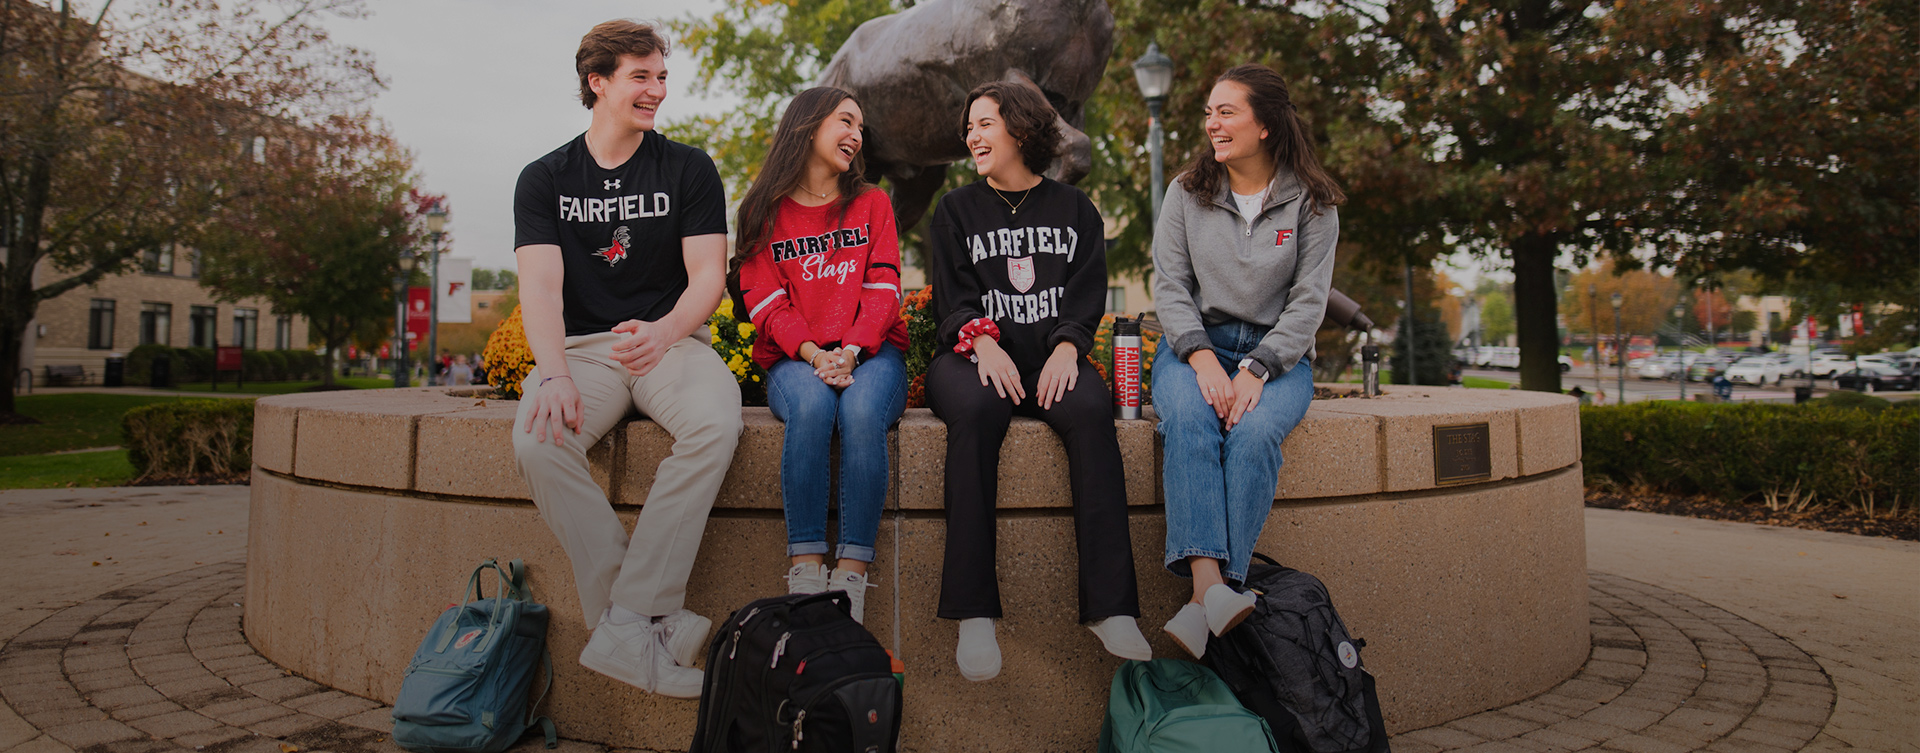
[1237,357,1271,383]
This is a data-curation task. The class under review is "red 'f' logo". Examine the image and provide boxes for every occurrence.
[1275,229,1295,247]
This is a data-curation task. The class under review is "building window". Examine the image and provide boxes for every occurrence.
[88,299,116,350]
[1106,286,1126,313]
[477,301,490,309]
[274,316,293,350]
[140,303,172,346]
[191,306,218,348]
[233,308,259,350]
[141,244,174,275]
[188,249,203,278]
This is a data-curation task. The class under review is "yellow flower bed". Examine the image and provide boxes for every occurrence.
[480,300,768,402]
[482,304,534,399]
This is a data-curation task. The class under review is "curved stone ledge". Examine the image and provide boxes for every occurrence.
[244,386,1587,752]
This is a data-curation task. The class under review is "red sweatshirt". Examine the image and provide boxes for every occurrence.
[740,189,910,368]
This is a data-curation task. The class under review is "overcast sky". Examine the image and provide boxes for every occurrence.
[324,1,739,273]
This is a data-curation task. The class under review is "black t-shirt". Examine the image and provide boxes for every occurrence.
[514,133,728,335]
[928,178,1108,372]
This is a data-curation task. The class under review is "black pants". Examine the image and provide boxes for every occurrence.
[925,351,1140,623]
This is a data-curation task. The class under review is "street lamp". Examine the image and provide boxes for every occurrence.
[1588,283,1600,392]
[394,254,415,388]
[1674,302,1687,401]
[1132,42,1173,227]
[425,203,449,386]
[1611,291,1624,403]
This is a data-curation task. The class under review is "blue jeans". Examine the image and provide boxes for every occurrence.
[766,343,908,562]
[1153,320,1314,583]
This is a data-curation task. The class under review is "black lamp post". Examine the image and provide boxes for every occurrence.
[1674,303,1687,401]
[393,254,415,388]
[1611,292,1624,403]
[1132,42,1173,227]
[425,204,448,385]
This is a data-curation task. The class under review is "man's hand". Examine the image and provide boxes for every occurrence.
[974,338,1026,404]
[1189,350,1234,420]
[1035,342,1081,410]
[1225,368,1266,429]
[611,319,670,376]
[814,347,855,387]
[525,375,583,446]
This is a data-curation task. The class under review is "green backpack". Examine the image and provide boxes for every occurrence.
[1099,659,1280,753]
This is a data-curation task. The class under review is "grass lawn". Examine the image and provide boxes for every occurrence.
[2,394,233,456]
[1462,376,1514,389]
[0,449,136,489]
[166,376,392,395]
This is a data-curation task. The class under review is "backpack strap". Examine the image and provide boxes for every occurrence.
[507,559,530,602]
[526,631,559,748]
[1250,552,1281,568]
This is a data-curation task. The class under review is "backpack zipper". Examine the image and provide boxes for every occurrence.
[770,632,792,668]
[790,709,806,750]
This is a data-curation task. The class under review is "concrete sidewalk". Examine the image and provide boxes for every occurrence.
[0,487,1913,753]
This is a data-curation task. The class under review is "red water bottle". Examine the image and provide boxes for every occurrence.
[1113,316,1142,420]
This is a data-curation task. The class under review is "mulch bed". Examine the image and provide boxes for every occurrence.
[128,473,250,487]
[1586,490,1919,542]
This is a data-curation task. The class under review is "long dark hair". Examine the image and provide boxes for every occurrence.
[1177,64,1345,214]
[732,86,871,263]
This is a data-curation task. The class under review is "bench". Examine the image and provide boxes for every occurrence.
[43,364,89,386]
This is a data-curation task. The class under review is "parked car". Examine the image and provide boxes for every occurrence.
[1861,353,1920,374]
[1636,353,1695,380]
[1687,354,1735,382]
[1558,354,1574,373]
[1832,364,1916,393]
[1808,353,1854,377]
[1723,356,1784,386]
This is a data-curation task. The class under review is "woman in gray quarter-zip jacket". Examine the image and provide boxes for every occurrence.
[1149,64,1346,660]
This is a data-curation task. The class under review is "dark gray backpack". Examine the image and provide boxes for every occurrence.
[1204,553,1389,753]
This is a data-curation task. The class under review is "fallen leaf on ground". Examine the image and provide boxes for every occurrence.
[53,550,77,555]
[92,562,100,566]
[279,743,299,753]
[138,521,148,526]
[1833,594,1847,599]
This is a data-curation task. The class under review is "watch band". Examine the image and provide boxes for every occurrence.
[1238,357,1271,382]
[842,344,862,366]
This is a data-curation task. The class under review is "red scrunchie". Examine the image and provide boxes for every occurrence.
[953,317,1001,362]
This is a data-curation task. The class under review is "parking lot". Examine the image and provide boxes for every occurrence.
[1460,368,1917,404]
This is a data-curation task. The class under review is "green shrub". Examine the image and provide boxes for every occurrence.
[241,350,269,381]
[174,347,215,382]
[124,344,172,385]
[1581,402,1917,507]
[261,350,289,381]
[121,399,254,480]
[1810,390,1892,413]
[288,350,322,380]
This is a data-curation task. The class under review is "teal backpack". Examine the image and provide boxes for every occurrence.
[1099,659,1279,753]
[392,559,557,753]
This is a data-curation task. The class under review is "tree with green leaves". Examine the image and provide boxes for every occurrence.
[0,0,380,415]
[195,133,420,388]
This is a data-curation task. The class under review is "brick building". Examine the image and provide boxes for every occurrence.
[19,246,307,386]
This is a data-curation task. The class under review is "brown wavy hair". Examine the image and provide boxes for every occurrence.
[576,20,670,110]
[1178,64,1345,213]
[731,86,872,266]
[961,82,1061,175]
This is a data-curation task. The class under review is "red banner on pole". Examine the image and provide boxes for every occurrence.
[216,346,243,372]
[407,286,432,348]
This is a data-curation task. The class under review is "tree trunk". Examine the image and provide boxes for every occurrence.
[1512,233,1563,393]
[0,317,21,417]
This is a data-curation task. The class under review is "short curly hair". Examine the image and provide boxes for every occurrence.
[576,20,670,110]
[962,82,1061,175]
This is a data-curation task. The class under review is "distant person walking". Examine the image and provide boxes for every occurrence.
[447,354,474,387]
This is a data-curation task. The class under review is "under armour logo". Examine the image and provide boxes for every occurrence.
[603,179,621,191]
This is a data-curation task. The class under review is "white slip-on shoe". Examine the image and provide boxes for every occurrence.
[954,617,1001,682]
[1087,615,1153,661]
[657,609,712,669]
[785,562,829,594]
[1204,584,1258,636]
[1163,603,1209,659]
[579,615,704,698]
[827,568,876,624]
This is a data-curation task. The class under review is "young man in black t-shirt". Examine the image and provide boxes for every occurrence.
[511,20,740,700]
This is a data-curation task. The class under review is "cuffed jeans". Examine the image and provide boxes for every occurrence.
[925,351,1141,624]
[1153,319,1314,584]
[766,343,908,563]
[514,330,744,625]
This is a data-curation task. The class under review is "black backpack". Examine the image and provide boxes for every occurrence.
[689,591,902,753]
[1204,553,1390,753]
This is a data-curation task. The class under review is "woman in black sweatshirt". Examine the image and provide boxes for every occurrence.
[925,82,1148,682]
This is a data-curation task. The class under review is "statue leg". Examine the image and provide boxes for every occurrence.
[886,165,949,235]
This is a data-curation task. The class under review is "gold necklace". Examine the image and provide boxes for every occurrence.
[800,182,837,202]
[991,184,1032,215]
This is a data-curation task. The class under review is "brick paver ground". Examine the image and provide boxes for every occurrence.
[0,561,1835,753]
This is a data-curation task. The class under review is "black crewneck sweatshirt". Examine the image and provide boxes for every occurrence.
[928,178,1109,372]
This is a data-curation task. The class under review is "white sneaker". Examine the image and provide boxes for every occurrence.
[1164,603,1209,659]
[657,609,712,668]
[1204,584,1258,636]
[1087,615,1152,661]
[579,614,704,698]
[786,562,829,594]
[827,568,876,624]
[954,618,1001,682]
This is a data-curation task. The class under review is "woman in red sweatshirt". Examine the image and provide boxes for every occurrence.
[735,86,909,624]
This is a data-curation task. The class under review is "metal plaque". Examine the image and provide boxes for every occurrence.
[1432,423,1491,486]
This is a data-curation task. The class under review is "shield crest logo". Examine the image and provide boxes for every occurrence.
[1008,256,1036,293]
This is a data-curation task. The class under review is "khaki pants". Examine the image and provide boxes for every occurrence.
[513,330,742,624]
